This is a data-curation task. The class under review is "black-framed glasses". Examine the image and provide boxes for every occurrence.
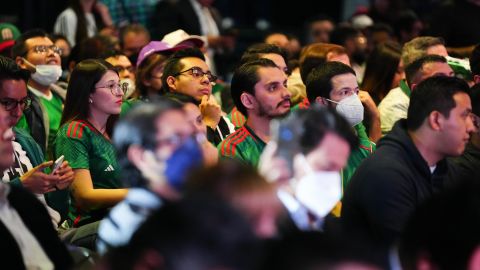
[95,82,128,95]
[0,97,32,111]
[30,45,63,56]
[173,66,217,83]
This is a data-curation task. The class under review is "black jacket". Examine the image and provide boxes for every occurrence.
[341,120,451,247]
[0,185,72,269]
[449,142,480,182]
[150,0,222,40]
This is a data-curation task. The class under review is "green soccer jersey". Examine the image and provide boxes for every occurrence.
[55,120,123,227]
[40,93,63,159]
[218,125,266,167]
[341,122,376,191]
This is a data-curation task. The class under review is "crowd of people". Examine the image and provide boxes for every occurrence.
[1,0,480,269]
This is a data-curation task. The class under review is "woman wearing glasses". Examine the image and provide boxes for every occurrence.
[55,59,128,228]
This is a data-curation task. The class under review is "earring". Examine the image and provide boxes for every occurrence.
[89,98,93,104]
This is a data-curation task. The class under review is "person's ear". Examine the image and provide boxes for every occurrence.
[315,96,328,106]
[240,92,256,111]
[428,111,443,131]
[166,76,177,91]
[16,56,29,70]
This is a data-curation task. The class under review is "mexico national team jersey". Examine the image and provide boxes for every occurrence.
[218,125,266,167]
[55,120,122,226]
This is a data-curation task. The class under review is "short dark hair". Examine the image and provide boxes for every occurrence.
[239,43,288,67]
[113,99,184,187]
[407,76,470,131]
[305,61,356,103]
[0,55,30,85]
[119,23,150,49]
[101,49,126,60]
[161,47,206,92]
[12,29,49,58]
[230,58,278,116]
[405,54,447,87]
[469,43,480,77]
[288,106,359,154]
[299,43,347,82]
[330,25,360,46]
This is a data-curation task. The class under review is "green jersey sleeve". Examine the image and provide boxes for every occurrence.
[55,121,90,169]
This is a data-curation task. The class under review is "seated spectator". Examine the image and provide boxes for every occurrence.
[218,58,290,167]
[305,61,375,191]
[361,41,404,104]
[0,83,72,269]
[259,106,358,228]
[54,0,114,47]
[449,83,480,181]
[0,55,74,227]
[97,98,203,254]
[119,23,150,65]
[342,76,475,252]
[299,43,381,143]
[379,54,454,135]
[55,59,128,228]
[12,29,65,158]
[228,43,290,127]
[164,92,218,166]
[135,41,186,100]
[161,47,234,146]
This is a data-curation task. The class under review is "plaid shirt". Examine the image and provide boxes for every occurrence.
[101,0,159,28]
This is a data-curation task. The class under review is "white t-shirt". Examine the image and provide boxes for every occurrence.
[54,8,97,47]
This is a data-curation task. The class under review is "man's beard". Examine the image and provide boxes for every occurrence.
[257,101,290,120]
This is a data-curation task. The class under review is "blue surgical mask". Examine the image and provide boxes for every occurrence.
[164,137,203,191]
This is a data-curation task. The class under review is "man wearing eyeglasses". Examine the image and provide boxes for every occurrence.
[0,55,74,230]
[11,29,65,159]
[162,47,234,146]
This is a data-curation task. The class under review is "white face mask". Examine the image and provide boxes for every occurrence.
[327,94,364,126]
[23,58,62,86]
[120,78,136,99]
[293,155,342,218]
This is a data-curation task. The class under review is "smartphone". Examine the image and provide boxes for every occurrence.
[270,117,303,174]
[51,155,64,175]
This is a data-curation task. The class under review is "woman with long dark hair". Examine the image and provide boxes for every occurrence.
[55,58,127,227]
[361,41,404,104]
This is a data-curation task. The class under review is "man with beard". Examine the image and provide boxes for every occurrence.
[219,58,291,167]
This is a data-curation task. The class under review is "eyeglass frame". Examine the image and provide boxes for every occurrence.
[95,81,129,96]
[0,97,32,111]
[27,45,63,56]
[172,66,218,83]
